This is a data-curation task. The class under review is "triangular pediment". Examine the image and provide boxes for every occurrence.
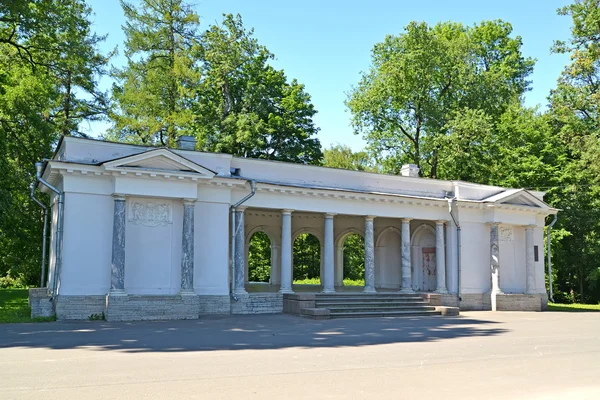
[102,148,216,178]
[484,189,549,209]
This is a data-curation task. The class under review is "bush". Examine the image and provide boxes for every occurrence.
[0,271,28,289]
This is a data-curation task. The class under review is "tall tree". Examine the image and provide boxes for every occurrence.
[347,20,534,177]
[548,0,600,303]
[0,0,110,285]
[323,144,373,171]
[194,14,322,164]
[110,0,201,146]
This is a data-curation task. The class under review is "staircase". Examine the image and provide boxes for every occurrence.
[312,293,442,319]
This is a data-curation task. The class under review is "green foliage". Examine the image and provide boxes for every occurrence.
[88,312,105,320]
[110,0,201,146]
[194,14,322,164]
[247,231,271,282]
[323,145,373,171]
[548,302,600,312]
[0,271,28,289]
[293,233,321,281]
[343,234,365,281]
[347,20,534,177]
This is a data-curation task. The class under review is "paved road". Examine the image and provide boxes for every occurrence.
[1,311,599,399]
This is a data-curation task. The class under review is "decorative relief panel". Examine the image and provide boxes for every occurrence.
[129,201,172,227]
[499,227,514,242]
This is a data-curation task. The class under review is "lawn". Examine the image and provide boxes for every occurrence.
[0,289,55,323]
[548,302,600,312]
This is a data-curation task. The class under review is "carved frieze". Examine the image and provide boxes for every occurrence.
[129,201,172,227]
[499,227,514,242]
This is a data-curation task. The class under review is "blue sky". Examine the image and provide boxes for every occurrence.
[87,0,573,151]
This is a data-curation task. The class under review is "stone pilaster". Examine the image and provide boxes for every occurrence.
[525,225,535,294]
[364,216,376,293]
[490,223,502,294]
[400,218,414,293]
[180,199,195,295]
[233,207,247,295]
[435,221,448,293]
[279,210,294,293]
[322,213,335,293]
[110,195,126,295]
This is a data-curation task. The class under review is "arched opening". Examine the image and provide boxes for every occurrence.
[411,224,437,292]
[375,227,402,289]
[293,233,321,285]
[342,233,364,286]
[247,231,271,283]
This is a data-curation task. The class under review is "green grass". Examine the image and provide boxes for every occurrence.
[0,289,55,323]
[293,278,365,286]
[548,302,600,312]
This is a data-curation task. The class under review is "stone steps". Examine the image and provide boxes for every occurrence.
[308,293,448,319]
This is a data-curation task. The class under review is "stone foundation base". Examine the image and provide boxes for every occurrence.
[496,293,546,312]
[29,288,54,318]
[56,295,105,320]
[105,294,200,322]
[420,293,459,307]
[230,293,283,314]
[283,293,316,315]
[460,294,492,311]
[198,295,231,315]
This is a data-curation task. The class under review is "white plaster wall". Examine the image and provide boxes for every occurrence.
[535,225,546,294]
[195,201,230,295]
[124,197,182,295]
[460,222,491,294]
[59,192,112,295]
[445,219,459,293]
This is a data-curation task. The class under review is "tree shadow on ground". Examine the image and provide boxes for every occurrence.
[0,314,508,353]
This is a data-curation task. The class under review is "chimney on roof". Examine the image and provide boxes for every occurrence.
[400,164,420,177]
[176,135,196,151]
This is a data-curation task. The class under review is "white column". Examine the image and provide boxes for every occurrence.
[490,223,502,311]
[364,216,376,293]
[233,206,247,295]
[400,218,414,293]
[322,213,335,293]
[110,195,126,295]
[435,221,448,293]
[180,199,195,295]
[279,210,294,293]
[525,225,535,294]
[270,244,281,286]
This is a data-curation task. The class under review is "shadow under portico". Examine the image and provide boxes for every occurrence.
[0,314,507,353]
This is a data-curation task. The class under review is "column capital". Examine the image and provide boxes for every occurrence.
[113,194,127,201]
[488,221,501,227]
[435,220,446,226]
[365,215,376,221]
[524,224,536,230]
[324,212,336,218]
[183,198,196,206]
[281,209,294,215]
[401,218,412,223]
[235,205,247,212]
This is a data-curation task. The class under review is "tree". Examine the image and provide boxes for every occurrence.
[548,0,600,303]
[194,14,322,164]
[0,1,110,286]
[323,144,373,171]
[110,0,201,146]
[347,20,534,177]
[247,231,271,282]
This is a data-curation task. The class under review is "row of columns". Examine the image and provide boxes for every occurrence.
[233,208,448,294]
[490,223,537,296]
[109,195,195,295]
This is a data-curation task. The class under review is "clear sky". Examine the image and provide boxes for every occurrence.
[87,0,573,151]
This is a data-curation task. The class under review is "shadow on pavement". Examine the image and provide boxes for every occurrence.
[0,314,508,353]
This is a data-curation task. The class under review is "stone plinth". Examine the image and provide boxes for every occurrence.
[55,295,105,320]
[29,288,54,318]
[496,293,546,312]
[230,293,283,314]
[105,294,200,321]
[420,293,459,307]
[283,293,316,315]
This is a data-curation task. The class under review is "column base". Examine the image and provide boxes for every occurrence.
[399,288,415,294]
[436,288,448,294]
[363,286,377,294]
[109,289,127,297]
[179,289,196,296]
[321,288,336,294]
[233,288,248,295]
[279,287,295,294]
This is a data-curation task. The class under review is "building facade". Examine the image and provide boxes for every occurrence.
[29,136,558,321]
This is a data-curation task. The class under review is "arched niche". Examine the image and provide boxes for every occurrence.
[411,224,437,292]
[374,227,402,289]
